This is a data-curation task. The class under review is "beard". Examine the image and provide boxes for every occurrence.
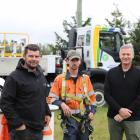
[25,61,38,70]
[71,64,78,70]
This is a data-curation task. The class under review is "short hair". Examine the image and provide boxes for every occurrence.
[119,44,134,56]
[24,44,40,55]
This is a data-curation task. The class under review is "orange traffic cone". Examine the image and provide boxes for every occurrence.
[42,125,52,140]
[0,115,10,140]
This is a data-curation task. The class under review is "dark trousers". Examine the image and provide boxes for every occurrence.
[10,128,43,140]
[62,117,90,140]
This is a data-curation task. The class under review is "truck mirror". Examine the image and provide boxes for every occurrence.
[61,49,66,60]
[68,28,77,48]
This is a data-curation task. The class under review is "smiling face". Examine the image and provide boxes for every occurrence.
[23,50,40,70]
[119,47,134,66]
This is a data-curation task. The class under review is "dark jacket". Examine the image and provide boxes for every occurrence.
[0,59,51,131]
[104,64,140,121]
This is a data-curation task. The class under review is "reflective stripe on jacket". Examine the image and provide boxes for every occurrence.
[49,71,96,113]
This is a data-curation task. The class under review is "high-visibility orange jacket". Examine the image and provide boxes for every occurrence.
[0,115,10,140]
[49,71,96,114]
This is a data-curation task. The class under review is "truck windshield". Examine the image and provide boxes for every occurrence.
[99,32,123,53]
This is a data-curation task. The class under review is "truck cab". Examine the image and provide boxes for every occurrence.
[67,25,124,106]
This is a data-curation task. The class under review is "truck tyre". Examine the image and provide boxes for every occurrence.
[93,83,106,107]
[0,86,2,96]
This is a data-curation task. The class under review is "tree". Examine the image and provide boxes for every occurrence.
[53,16,91,53]
[47,44,58,54]
[105,4,140,65]
[128,19,140,65]
[105,4,130,29]
[105,4,132,44]
[42,16,91,55]
[129,20,140,53]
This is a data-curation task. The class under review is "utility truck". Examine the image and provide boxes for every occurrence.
[0,32,61,95]
[62,25,124,107]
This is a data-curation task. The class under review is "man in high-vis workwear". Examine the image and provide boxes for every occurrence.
[48,50,96,140]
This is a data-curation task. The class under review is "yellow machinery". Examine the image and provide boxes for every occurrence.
[0,32,30,57]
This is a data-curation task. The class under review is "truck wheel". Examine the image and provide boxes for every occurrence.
[0,86,2,96]
[93,83,106,107]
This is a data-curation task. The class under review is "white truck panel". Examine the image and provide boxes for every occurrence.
[41,55,56,75]
[0,57,20,76]
[0,55,57,76]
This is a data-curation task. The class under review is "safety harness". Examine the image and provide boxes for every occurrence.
[60,73,94,134]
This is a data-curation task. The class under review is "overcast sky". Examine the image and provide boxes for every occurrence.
[0,0,139,44]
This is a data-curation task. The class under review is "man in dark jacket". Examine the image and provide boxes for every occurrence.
[104,44,140,140]
[0,44,51,140]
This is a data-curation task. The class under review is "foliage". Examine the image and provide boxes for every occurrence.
[47,44,58,55]
[38,43,49,55]
[105,4,140,65]
[128,19,140,65]
[52,16,92,54]
[105,4,130,29]
[62,16,91,39]
[105,4,131,43]
[44,4,140,65]
[129,19,140,54]
[54,32,68,49]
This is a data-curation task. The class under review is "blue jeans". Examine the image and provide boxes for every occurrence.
[10,128,43,140]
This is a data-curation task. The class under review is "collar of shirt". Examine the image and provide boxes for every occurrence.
[65,70,82,80]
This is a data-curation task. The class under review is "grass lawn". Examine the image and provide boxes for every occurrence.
[54,107,126,140]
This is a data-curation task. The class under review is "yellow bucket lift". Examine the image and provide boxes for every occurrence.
[0,32,30,57]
